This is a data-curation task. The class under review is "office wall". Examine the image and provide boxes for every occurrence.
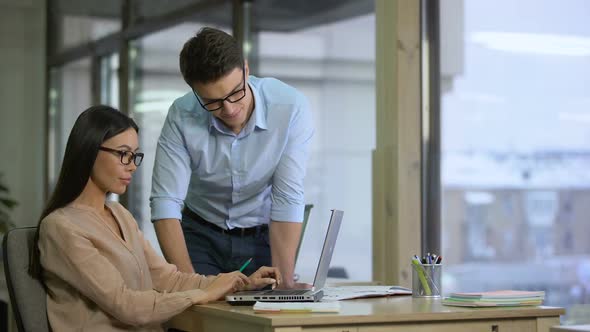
[0,0,46,227]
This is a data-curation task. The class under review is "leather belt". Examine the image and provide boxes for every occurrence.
[182,207,268,237]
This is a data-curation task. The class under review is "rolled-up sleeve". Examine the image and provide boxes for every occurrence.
[270,96,314,222]
[150,104,192,222]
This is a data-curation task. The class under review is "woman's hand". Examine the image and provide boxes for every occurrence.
[246,266,282,290]
[201,271,250,303]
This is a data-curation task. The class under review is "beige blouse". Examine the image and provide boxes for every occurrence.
[39,201,217,331]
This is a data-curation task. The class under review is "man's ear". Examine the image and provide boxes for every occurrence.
[244,60,250,78]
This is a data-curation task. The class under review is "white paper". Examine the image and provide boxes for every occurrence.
[321,285,412,301]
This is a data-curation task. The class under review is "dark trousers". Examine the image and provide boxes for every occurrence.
[181,209,271,276]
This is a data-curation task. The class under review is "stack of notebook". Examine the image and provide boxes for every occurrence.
[443,290,545,307]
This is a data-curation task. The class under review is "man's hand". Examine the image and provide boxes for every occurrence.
[247,266,282,290]
[269,221,302,288]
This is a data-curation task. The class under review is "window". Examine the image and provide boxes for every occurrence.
[440,0,590,323]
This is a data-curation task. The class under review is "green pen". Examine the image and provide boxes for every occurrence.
[239,257,253,272]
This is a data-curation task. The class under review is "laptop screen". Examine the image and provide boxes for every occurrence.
[307,209,344,291]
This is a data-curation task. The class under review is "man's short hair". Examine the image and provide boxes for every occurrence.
[179,27,244,86]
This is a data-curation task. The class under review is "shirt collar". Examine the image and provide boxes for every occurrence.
[249,81,268,131]
[207,113,221,132]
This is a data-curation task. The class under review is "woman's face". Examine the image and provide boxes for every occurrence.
[90,128,140,195]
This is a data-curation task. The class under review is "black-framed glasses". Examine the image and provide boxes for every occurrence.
[99,147,144,166]
[193,67,246,112]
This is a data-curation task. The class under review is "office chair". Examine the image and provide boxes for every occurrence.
[3,227,49,332]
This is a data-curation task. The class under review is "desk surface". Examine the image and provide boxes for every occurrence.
[173,296,565,328]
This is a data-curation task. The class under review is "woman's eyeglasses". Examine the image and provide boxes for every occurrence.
[99,147,144,166]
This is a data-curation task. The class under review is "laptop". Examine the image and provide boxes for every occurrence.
[226,209,344,305]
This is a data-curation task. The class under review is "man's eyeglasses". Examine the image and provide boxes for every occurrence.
[193,67,246,112]
[99,147,144,166]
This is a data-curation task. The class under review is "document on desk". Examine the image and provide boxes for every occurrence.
[253,301,341,313]
[322,285,412,301]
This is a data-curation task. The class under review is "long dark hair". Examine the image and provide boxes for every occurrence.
[29,105,138,279]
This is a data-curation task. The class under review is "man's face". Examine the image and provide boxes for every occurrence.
[193,65,252,133]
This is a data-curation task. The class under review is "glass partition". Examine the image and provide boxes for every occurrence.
[47,58,92,189]
[261,13,376,282]
[47,0,376,283]
[56,0,121,51]
[127,14,376,281]
[128,22,229,255]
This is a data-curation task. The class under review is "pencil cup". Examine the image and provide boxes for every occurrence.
[411,264,442,298]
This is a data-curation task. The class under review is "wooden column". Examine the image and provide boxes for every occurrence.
[373,0,422,286]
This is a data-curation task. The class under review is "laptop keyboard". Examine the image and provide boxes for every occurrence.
[263,289,310,295]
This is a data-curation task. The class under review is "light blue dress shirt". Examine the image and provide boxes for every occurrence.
[150,76,314,230]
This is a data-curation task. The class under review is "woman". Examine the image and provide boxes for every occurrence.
[29,105,280,331]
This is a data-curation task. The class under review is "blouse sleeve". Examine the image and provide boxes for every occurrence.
[39,216,205,327]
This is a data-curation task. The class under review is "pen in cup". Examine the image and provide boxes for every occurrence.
[412,253,442,297]
[426,265,441,295]
[411,258,432,296]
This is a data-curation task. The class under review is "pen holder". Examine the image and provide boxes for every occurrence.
[411,263,442,298]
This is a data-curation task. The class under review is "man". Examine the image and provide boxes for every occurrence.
[150,27,313,288]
